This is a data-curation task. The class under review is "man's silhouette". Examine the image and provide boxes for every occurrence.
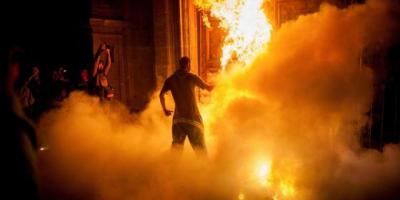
[160,57,213,155]
[1,48,40,200]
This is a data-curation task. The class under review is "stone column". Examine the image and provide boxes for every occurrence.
[178,0,200,75]
[153,0,181,87]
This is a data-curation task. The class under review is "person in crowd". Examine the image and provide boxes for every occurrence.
[92,43,113,100]
[76,68,89,92]
[0,47,40,200]
[50,66,70,103]
[18,66,41,118]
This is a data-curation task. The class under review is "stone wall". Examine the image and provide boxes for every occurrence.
[91,0,156,110]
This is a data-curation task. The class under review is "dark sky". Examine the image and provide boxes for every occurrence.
[2,0,93,73]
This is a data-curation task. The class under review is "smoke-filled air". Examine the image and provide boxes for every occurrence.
[38,0,400,200]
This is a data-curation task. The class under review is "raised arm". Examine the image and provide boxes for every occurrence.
[92,44,105,77]
[193,75,214,91]
[104,48,112,76]
[159,80,173,116]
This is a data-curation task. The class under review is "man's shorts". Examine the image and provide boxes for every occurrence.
[172,120,206,151]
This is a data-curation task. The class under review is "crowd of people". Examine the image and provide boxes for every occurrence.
[1,40,215,199]
[1,43,114,199]
[13,43,114,122]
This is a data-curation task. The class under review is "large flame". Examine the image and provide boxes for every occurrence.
[195,0,273,70]
[39,1,400,200]
[195,0,297,199]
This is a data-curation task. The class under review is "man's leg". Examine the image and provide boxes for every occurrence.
[97,87,105,101]
[171,123,186,152]
[186,124,207,156]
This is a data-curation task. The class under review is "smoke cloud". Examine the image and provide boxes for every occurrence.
[38,1,400,200]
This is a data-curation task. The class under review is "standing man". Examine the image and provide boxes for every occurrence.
[1,48,40,200]
[160,57,214,155]
[92,43,113,100]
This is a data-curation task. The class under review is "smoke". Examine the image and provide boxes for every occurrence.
[38,1,400,200]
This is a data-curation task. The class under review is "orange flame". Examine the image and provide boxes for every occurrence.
[195,1,297,199]
[195,0,272,70]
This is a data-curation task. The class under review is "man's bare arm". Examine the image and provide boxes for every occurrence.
[193,75,214,91]
[104,48,112,76]
[159,81,173,116]
[92,53,100,77]
[92,44,105,77]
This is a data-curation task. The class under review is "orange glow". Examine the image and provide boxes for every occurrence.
[195,1,297,199]
[256,161,272,187]
[238,192,246,200]
[280,182,295,197]
[195,0,272,70]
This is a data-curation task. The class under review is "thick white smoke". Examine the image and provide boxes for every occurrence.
[38,1,400,200]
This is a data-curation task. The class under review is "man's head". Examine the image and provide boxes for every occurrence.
[7,48,25,89]
[98,60,105,69]
[32,66,40,80]
[32,66,40,75]
[81,69,89,81]
[179,57,190,72]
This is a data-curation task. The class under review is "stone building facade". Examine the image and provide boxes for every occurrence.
[91,0,398,147]
[90,0,361,109]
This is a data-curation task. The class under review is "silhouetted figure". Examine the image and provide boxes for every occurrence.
[51,66,68,83]
[0,48,40,199]
[50,66,71,104]
[19,66,41,118]
[160,57,214,155]
[76,68,89,92]
[92,43,113,100]
[28,66,44,121]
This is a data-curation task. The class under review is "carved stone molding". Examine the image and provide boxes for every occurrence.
[274,0,321,26]
[91,0,124,20]
[90,18,127,34]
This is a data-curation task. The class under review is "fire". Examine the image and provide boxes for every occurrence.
[195,0,273,70]
[195,0,296,199]
[279,182,295,197]
[238,192,246,200]
[256,161,272,187]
